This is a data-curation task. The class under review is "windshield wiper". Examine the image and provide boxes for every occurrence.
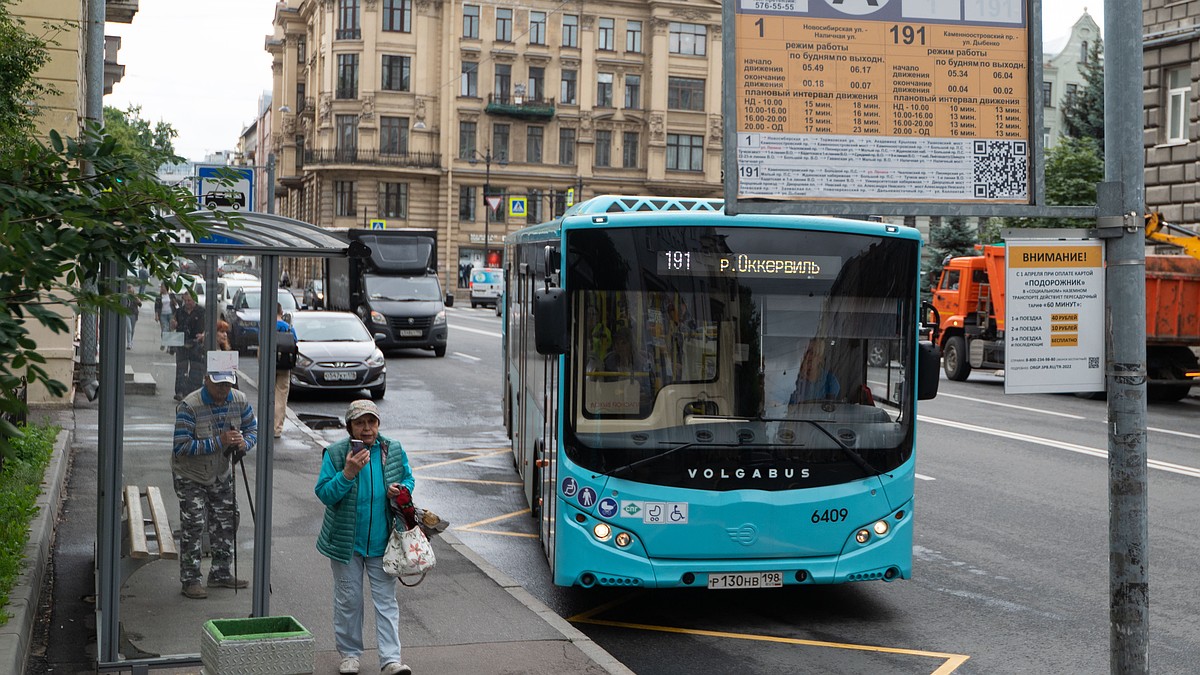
[757,416,881,477]
[605,442,703,479]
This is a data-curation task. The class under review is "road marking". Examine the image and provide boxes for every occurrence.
[412,449,510,471]
[933,392,1086,419]
[457,508,532,532]
[569,593,969,672]
[1149,426,1200,440]
[419,475,521,487]
[916,473,936,481]
[453,351,481,361]
[921,415,1200,479]
[451,324,502,338]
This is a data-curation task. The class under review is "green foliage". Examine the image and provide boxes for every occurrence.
[0,422,57,626]
[1061,41,1105,149]
[922,216,978,294]
[0,1,60,144]
[1001,137,1104,230]
[103,105,183,173]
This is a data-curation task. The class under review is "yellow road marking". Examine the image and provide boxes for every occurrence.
[569,592,969,673]
[456,528,539,539]
[406,447,509,455]
[417,475,521,486]
[413,449,510,471]
[456,508,531,532]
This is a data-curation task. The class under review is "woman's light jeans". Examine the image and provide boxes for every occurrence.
[330,554,402,663]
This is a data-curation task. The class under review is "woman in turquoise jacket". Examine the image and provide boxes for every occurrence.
[315,399,414,675]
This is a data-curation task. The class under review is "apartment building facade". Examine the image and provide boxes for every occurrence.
[1143,1,1199,228]
[268,0,723,281]
[1041,11,1101,149]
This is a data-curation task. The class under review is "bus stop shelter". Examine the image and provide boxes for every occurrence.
[94,212,351,670]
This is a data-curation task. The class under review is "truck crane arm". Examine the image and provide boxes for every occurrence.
[1145,212,1200,260]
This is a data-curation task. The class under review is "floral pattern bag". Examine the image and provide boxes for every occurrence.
[383,519,435,584]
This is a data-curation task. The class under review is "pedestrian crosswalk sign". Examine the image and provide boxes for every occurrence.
[566,188,575,207]
[508,196,527,218]
[369,219,386,230]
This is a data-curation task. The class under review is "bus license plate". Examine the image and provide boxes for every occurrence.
[323,371,357,381]
[398,329,422,337]
[707,572,783,590]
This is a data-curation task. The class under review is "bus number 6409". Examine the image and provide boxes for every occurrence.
[812,508,849,523]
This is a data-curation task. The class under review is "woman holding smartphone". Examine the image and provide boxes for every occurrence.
[315,400,414,675]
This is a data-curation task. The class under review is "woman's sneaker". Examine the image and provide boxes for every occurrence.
[380,664,411,675]
[339,656,360,674]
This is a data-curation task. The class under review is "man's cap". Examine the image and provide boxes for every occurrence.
[208,371,237,385]
[346,399,381,423]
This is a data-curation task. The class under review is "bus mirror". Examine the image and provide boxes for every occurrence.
[917,341,940,400]
[543,245,560,282]
[534,287,568,355]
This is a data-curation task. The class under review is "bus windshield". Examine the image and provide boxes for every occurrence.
[564,225,918,491]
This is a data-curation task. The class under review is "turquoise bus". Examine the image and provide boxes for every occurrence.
[499,196,940,589]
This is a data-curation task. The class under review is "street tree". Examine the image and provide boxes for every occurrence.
[922,216,978,295]
[1002,137,1104,230]
[0,6,232,459]
[102,105,183,173]
[1061,41,1105,149]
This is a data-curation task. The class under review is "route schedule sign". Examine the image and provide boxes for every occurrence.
[733,0,1030,204]
[1004,239,1105,394]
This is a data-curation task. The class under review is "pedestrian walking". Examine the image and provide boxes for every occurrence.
[314,400,414,675]
[173,293,205,400]
[122,282,141,350]
[274,303,297,438]
[172,369,258,599]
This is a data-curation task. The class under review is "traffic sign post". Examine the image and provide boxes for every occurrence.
[508,196,527,218]
[486,196,503,213]
[369,219,387,230]
[195,165,255,212]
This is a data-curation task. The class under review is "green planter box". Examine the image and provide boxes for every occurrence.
[201,616,314,675]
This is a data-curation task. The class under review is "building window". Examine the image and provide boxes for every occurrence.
[596,73,614,108]
[382,0,411,32]
[496,7,513,42]
[337,0,360,40]
[459,120,477,159]
[530,11,546,45]
[1167,66,1191,143]
[295,135,305,170]
[494,63,511,101]
[624,74,641,109]
[622,131,639,168]
[626,20,642,53]
[1080,41,1089,65]
[594,129,612,167]
[527,189,542,223]
[561,69,577,105]
[463,4,479,39]
[336,53,359,99]
[493,123,510,162]
[296,37,306,63]
[559,127,576,165]
[296,82,306,112]
[668,77,705,111]
[527,125,544,163]
[666,133,703,171]
[562,14,578,48]
[336,115,358,157]
[381,55,411,92]
[669,22,706,56]
[1064,83,1078,106]
[461,61,478,97]
[1042,81,1052,107]
[598,18,614,51]
[335,180,356,217]
[528,66,545,101]
[459,185,476,221]
[379,182,408,218]
[380,116,409,155]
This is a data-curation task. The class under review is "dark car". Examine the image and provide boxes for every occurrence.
[204,190,246,210]
[288,311,387,399]
[302,279,325,309]
[228,287,298,352]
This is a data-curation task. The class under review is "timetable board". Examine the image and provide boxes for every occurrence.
[733,0,1031,204]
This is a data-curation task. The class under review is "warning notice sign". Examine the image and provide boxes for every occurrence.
[734,0,1030,203]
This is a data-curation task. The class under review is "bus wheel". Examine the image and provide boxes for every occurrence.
[943,336,971,381]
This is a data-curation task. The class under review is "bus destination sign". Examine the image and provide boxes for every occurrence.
[734,0,1030,204]
[658,250,842,279]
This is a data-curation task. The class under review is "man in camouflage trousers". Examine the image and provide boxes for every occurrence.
[172,369,258,599]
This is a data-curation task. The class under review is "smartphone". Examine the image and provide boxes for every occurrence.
[350,439,365,455]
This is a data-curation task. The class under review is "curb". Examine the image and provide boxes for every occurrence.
[441,530,635,675]
[0,426,72,675]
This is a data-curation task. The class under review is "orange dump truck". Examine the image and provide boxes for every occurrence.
[931,245,1200,401]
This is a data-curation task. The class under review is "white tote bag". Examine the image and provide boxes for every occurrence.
[382,523,435,582]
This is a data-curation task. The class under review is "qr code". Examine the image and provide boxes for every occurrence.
[973,140,1028,199]
[1088,357,1100,368]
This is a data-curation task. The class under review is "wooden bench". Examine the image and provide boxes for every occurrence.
[120,485,178,586]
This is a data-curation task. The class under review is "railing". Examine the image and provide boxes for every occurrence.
[299,97,315,116]
[485,94,556,120]
[305,148,441,168]
[335,28,362,40]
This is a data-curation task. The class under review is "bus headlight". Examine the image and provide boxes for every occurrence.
[872,520,889,536]
[614,532,632,548]
[855,529,871,544]
[592,523,612,542]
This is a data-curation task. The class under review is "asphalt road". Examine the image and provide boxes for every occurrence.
[283,307,1200,674]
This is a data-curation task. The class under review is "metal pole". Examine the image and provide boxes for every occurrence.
[1104,0,1148,671]
[266,153,276,215]
[79,0,106,390]
[484,150,491,267]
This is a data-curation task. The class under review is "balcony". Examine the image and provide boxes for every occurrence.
[299,97,315,118]
[335,28,362,40]
[305,149,441,169]
[485,94,555,120]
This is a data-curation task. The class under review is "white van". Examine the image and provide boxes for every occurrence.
[469,267,504,309]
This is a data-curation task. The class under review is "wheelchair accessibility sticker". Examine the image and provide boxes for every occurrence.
[622,501,688,524]
[561,477,579,498]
